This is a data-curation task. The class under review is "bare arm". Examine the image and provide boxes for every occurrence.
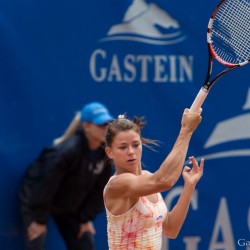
[163,156,204,239]
[106,108,202,199]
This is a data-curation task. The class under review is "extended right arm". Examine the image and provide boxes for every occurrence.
[106,108,202,198]
[154,108,202,189]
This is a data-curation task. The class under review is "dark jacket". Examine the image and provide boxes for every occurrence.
[19,127,113,224]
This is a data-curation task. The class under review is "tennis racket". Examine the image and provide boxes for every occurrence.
[190,0,250,112]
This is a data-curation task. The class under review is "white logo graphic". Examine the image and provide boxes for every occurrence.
[195,87,250,161]
[99,0,186,45]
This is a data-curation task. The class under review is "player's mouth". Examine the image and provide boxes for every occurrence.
[127,158,136,162]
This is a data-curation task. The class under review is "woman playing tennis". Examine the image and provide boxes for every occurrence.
[103,108,204,250]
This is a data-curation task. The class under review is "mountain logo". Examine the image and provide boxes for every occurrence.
[195,87,250,161]
[99,0,186,45]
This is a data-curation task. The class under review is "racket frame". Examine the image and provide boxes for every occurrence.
[190,0,250,112]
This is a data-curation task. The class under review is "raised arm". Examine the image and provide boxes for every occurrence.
[154,108,202,190]
[163,156,204,238]
[106,108,202,199]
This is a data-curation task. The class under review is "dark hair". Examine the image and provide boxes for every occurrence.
[105,115,159,150]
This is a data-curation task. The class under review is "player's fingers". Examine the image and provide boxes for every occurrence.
[189,156,197,165]
[183,166,191,173]
[189,156,201,172]
[199,158,205,171]
[184,108,189,114]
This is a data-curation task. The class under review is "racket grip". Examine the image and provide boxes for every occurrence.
[190,87,209,112]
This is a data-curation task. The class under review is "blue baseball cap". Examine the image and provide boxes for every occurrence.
[80,102,113,125]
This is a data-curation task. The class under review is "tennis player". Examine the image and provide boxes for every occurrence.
[103,108,204,249]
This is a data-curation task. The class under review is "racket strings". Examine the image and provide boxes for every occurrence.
[211,0,250,64]
[216,2,249,60]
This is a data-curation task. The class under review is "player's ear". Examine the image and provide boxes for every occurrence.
[105,147,113,159]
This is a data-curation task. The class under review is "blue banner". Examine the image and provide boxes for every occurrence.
[0,0,249,249]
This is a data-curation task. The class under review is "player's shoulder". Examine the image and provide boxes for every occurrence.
[142,170,153,175]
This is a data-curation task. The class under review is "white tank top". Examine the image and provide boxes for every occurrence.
[104,179,168,250]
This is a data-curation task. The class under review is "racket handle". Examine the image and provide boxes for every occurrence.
[190,87,209,112]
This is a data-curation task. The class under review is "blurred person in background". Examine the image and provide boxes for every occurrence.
[19,102,114,250]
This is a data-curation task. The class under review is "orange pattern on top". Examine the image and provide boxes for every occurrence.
[105,193,168,250]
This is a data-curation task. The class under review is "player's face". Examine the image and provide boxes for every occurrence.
[106,130,142,174]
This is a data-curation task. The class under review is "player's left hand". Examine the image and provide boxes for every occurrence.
[182,156,204,186]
